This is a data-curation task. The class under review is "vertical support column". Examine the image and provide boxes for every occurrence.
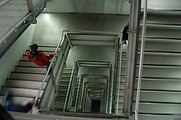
[123,0,141,116]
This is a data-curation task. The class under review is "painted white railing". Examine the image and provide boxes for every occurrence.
[135,0,147,120]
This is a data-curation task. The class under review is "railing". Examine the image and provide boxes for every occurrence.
[74,77,81,111]
[123,0,142,117]
[0,0,45,58]
[64,60,113,113]
[30,34,63,112]
[134,0,147,120]
[115,39,123,115]
[63,62,78,111]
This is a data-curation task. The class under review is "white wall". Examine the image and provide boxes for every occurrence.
[33,13,129,46]
[0,25,35,87]
[44,0,130,15]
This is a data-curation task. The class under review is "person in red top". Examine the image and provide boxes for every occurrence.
[26,44,54,70]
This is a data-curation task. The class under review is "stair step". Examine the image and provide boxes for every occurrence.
[10,72,47,81]
[18,60,47,67]
[58,91,67,95]
[59,81,69,86]
[0,88,43,98]
[133,102,181,114]
[15,66,46,74]
[134,90,181,103]
[141,10,181,25]
[135,80,181,91]
[59,85,69,88]
[53,101,65,108]
[63,68,72,73]
[4,80,46,89]
[55,96,66,101]
[138,114,173,120]
[0,96,37,105]
[61,72,71,76]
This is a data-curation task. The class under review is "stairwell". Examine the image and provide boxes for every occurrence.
[135,9,181,120]
[115,45,128,115]
[0,46,57,109]
[52,68,72,110]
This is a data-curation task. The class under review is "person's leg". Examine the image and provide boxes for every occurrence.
[46,62,53,73]
[46,62,50,71]
[0,106,15,120]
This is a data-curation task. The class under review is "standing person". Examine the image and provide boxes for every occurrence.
[122,24,129,45]
[26,44,55,70]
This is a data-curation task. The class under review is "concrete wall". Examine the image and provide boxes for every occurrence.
[33,13,128,46]
[0,25,35,88]
[44,0,130,15]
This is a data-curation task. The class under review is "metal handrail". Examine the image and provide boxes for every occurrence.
[135,0,147,119]
[0,12,33,43]
[74,77,81,111]
[63,62,76,111]
[31,32,65,113]
[116,41,123,115]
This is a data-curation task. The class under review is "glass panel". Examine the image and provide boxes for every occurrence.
[0,0,28,37]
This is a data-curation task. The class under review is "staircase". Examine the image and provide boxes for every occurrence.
[52,68,72,110]
[135,9,181,119]
[115,45,128,115]
[0,46,57,109]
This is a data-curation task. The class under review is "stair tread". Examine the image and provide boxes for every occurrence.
[0,88,42,98]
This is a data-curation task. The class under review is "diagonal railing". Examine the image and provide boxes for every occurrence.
[135,0,147,120]
[0,0,46,58]
[31,31,71,112]
[115,39,123,115]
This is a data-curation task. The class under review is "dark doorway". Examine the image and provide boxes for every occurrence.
[91,100,101,113]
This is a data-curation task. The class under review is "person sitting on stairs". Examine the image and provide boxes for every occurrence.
[26,44,55,70]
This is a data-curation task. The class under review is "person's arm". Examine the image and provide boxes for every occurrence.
[26,51,31,61]
[40,52,54,61]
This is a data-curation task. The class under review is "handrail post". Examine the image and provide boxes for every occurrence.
[135,0,147,120]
